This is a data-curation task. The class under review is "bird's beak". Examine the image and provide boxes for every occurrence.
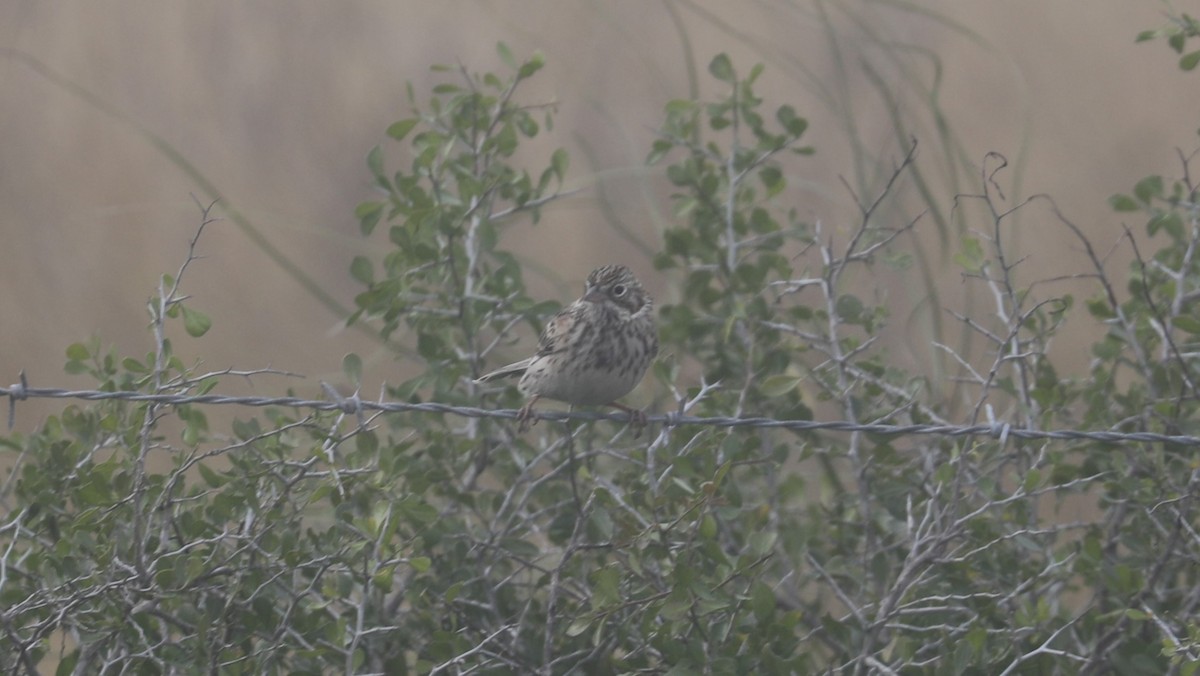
[582,288,605,304]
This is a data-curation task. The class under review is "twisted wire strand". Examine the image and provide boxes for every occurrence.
[3,378,1198,446]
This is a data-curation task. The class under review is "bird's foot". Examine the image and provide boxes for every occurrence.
[516,398,540,432]
[610,402,649,438]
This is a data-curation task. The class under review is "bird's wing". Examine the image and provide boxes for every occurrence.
[475,304,578,383]
[534,304,578,358]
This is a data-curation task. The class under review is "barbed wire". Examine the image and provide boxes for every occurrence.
[4,373,1198,447]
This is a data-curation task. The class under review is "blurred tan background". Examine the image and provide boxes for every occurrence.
[2,1,1196,428]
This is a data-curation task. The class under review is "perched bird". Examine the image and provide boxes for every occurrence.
[474,264,658,431]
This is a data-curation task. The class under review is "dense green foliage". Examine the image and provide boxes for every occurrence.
[3,34,1200,674]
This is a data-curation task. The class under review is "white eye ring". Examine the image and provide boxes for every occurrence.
[612,284,627,297]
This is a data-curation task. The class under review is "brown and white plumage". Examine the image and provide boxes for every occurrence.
[475,265,658,430]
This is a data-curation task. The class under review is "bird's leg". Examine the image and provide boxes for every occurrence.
[608,401,648,437]
[516,396,541,432]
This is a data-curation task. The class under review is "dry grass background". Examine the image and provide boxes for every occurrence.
[1,1,1196,430]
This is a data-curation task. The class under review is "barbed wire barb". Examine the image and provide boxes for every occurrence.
[6,370,27,431]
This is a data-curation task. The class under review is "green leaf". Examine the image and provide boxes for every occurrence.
[1148,212,1183,238]
[709,53,735,83]
[520,116,541,139]
[661,589,691,621]
[835,294,864,323]
[372,564,396,593]
[759,166,784,197]
[1108,194,1139,212]
[77,476,111,505]
[386,118,419,141]
[409,556,432,573]
[195,377,218,395]
[497,41,516,69]
[954,236,985,273]
[417,332,445,360]
[1182,50,1200,70]
[1022,468,1042,492]
[776,104,808,137]
[566,617,592,637]
[350,256,373,285]
[181,306,212,337]
[749,530,777,556]
[760,374,802,398]
[1086,297,1115,319]
[355,201,384,236]
[1169,31,1185,53]
[588,507,614,541]
[66,342,91,361]
[397,497,439,524]
[366,145,385,178]
[197,462,225,488]
[55,649,80,676]
[751,580,775,622]
[591,566,620,609]
[232,417,261,440]
[550,148,569,182]
[1174,316,1200,334]
[646,139,673,165]
[356,430,378,455]
[1133,175,1162,204]
[518,51,545,79]
[343,353,363,385]
[665,99,697,116]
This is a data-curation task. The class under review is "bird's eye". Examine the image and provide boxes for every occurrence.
[612,284,627,297]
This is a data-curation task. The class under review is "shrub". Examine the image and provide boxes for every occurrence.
[3,39,1200,674]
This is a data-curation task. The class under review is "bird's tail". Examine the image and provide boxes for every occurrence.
[473,358,532,384]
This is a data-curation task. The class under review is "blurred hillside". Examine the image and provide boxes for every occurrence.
[1,1,1195,428]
